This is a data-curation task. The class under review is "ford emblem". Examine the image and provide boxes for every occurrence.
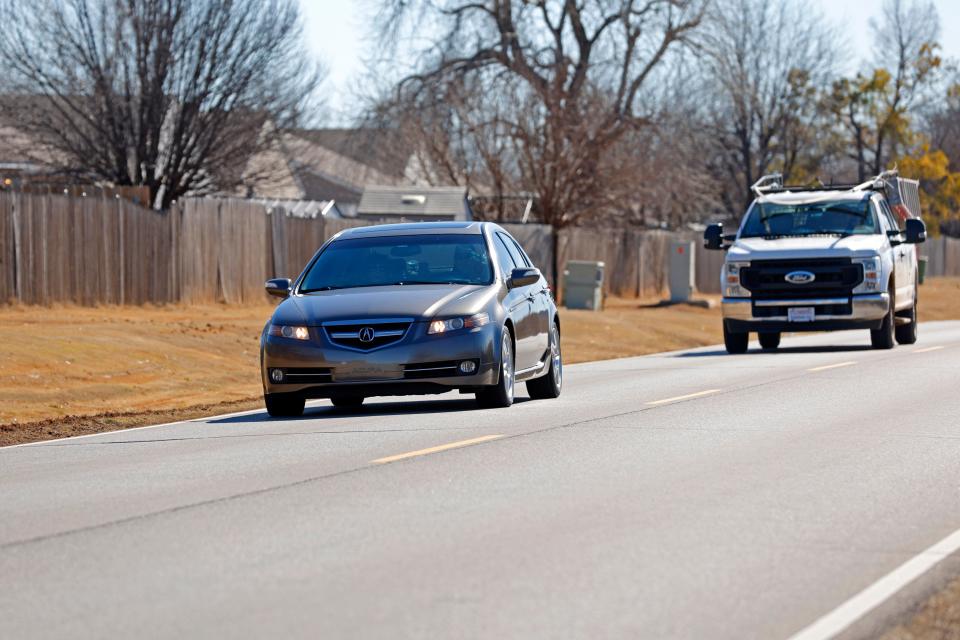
[785,270,816,285]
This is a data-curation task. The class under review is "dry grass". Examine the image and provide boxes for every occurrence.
[559,296,723,363]
[1,277,958,447]
[880,574,960,640]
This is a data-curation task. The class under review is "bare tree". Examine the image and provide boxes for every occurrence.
[0,0,322,208]
[829,0,941,182]
[698,0,839,214]
[375,0,707,277]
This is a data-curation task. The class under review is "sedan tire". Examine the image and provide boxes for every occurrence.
[331,396,365,409]
[527,321,562,400]
[476,327,515,409]
[265,393,305,418]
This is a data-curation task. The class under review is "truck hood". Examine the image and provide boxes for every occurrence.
[728,235,885,261]
[274,284,495,325]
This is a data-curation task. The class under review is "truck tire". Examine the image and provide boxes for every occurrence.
[870,295,896,350]
[895,297,918,345]
[723,322,749,354]
[758,332,781,350]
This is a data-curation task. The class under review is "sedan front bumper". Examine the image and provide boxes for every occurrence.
[261,322,499,397]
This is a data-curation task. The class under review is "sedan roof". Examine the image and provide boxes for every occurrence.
[336,221,487,238]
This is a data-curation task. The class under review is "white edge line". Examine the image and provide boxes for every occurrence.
[1,400,328,450]
[787,527,960,640]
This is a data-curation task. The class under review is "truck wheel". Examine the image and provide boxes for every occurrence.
[870,296,896,349]
[264,393,305,417]
[723,322,749,354]
[895,298,918,345]
[758,332,781,350]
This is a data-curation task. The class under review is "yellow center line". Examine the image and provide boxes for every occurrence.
[371,434,505,465]
[646,389,722,406]
[808,361,857,372]
[913,345,945,354]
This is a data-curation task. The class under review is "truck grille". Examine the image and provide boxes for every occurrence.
[323,321,412,351]
[741,258,862,299]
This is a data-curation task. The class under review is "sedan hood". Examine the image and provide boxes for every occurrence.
[728,234,886,261]
[281,284,495,324]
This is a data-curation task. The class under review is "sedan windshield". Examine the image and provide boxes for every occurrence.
[300,234,493,292]
[740,199,878,238]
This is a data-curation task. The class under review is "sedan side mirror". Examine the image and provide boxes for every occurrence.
[265,278,292,298]
[508,267,540,289]
[905,218,926,244]
[704,223,725,250]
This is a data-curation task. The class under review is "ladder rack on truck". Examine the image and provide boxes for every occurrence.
[750,170,922,222]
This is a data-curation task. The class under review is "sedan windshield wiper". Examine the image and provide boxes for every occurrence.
[390,280,476,286]
[300,285,344,293]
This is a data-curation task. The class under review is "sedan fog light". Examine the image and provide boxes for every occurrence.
[270,368,284,383]
[459,360,477,374]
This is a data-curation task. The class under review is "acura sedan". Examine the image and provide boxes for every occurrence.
[259,222,562,416]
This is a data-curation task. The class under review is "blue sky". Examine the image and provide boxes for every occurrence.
[298,0,960,122]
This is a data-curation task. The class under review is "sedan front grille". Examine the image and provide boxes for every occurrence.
[323,320,412,351]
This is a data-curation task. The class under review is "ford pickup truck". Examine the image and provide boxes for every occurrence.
[704,173,927,354]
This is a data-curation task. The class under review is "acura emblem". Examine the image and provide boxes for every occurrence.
[785,270,816,285]
[358,327,376,343]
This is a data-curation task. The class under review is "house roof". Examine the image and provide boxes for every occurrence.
[357,185,471,219]
[288,128,410,178]
[293,168,363,204]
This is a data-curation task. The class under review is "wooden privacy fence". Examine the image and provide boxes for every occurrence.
[3,191,960,306]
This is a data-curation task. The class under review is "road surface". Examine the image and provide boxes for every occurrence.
[3,322,960,639]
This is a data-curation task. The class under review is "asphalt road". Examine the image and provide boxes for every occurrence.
[3,322,960,639]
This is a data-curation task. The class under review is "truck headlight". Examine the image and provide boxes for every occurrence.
[853,256,882,294]
[723,261,751,298]
[268,324,310,340]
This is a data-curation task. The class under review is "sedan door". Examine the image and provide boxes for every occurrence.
[506,233,551,353]
[493,233,539,371]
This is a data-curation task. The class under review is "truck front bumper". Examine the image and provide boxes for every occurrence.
[722,293,889,332]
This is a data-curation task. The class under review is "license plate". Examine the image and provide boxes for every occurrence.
[788,307,815,322]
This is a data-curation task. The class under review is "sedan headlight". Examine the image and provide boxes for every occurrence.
[723,261,751,298]
[853,256,882,294]
[428,312,490,335]
[268,324,310,340]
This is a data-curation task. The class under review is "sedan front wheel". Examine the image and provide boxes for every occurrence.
[476,327,515,409]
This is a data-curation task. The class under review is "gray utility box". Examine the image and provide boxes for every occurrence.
[669,240,695,302]
[563,260,604,310]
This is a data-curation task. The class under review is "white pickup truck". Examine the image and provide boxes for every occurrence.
[704,173,927,354]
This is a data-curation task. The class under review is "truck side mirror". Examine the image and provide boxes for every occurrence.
[704,223,724,251]
[905,218,926,244]
[265,278,292,298]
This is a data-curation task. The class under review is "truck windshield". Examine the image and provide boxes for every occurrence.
[740,199,877,238]
[300,234,494,292]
